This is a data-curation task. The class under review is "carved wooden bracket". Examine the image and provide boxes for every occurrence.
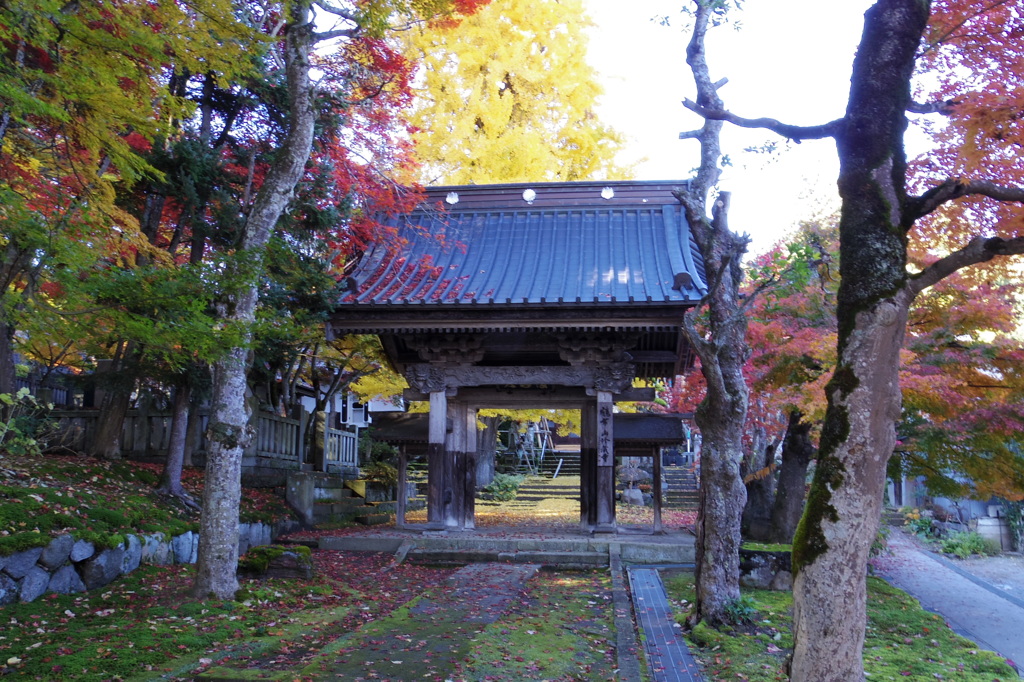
[407,333,486,364]
[557,332,639,366]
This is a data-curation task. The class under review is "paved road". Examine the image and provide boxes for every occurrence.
[872,530,1024,672]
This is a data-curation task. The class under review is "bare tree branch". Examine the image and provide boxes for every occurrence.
[907,179,1024,222]
[907,99,957,115]
[311,0,357,21]
[907,235,1024,296]
[682,98,842,142]
[313,27,358,41]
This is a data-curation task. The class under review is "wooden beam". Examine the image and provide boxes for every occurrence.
[403,386,655,406]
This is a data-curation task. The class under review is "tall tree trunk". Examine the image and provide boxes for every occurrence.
[677,0,752,626]
[742,437,777,542]
[90,343,137,460]
[192,3,317,600]
[0,317,15,399]
[157,383,198,507]
[476,416,499,488]
[768,411,814,544]
[790,2,926,678]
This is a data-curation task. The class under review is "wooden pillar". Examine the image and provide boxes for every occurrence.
[580,401,597,530]
[396,445,408,529]
[463,407,478,530]
[652,446,663,534]
[427,390,448,528]
[447,401,469,529]
[595,390,615,532]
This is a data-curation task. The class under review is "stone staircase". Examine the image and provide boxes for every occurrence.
[662,465,699,511]
[311,476,425,526]
[539,449,581,477]
[504,475,579,508]
[312,478,378,525]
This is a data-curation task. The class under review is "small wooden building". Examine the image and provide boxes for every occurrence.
[329,180,706,531]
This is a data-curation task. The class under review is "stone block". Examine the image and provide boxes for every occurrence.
[70,539,95,562]
[171,532,194,564]
[140,533,167,564]
[238,523,251,557]
[39,535,74,570]
[248,524,263,549]
[121,534,142,574]
[286,472,316,526]
[80,547,125,590]
[151,539,171,566]
[2,547,43,580]
[0,572,18,606]
[19,566,51,603]
[47,564,86,595]
[739,549,793,591]
[621,488,645,506]
[189,533,199,564]
[770,570,793,591]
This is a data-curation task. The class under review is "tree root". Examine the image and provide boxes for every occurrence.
[156,486,202,511]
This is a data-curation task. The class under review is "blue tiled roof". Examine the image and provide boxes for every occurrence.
[343,183,706,308]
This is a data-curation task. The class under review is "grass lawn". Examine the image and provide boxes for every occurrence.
[663,570,1017,681]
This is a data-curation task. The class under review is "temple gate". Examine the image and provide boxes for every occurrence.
[329,180,706,532]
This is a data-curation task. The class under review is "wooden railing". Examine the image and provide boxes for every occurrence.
[51,409,338,474]
[325,427,359,469]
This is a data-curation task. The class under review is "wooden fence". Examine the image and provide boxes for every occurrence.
[325,428,359,470]
[50,409,359,484]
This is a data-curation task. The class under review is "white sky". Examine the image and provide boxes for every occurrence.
[584,0,877,255]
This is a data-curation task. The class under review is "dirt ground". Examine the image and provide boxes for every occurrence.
[955,551,1024,597]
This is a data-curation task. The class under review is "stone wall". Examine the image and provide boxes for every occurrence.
[0,519,299,605]
[739,549,793,591]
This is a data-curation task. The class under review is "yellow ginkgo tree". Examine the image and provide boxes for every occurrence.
[401,0,632,185]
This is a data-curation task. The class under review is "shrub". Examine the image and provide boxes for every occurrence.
[871,524,891,557]
[940,530,999,559]
[482,472,525,501]
[0,388,55,455]
[723,594,759,624]
[902,508,934,537]
[361,461,398,488]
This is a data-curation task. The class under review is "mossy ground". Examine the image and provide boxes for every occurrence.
[663,572,1017,681]
[0,551,453,681]
[0,452,292,556]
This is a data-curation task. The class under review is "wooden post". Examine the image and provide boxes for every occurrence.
[595,390,615,531]
[463,407,478,529]
[396,445,408,529]
[447,401,468,529]
[653,446,663,534]
[312,411,327,472]
[427,390,447,528]
[580,401,597,531]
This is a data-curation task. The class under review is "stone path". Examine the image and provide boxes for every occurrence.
[315,562,541,680]
[872,530,1024,672]
[628,567,703,682]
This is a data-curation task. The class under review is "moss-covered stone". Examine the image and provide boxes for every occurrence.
[237,544,312,579]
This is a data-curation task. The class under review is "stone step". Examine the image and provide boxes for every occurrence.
[315,497,370,511]
[405,548,608,569]
[314,487,357,503]
[354,513,392,526]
